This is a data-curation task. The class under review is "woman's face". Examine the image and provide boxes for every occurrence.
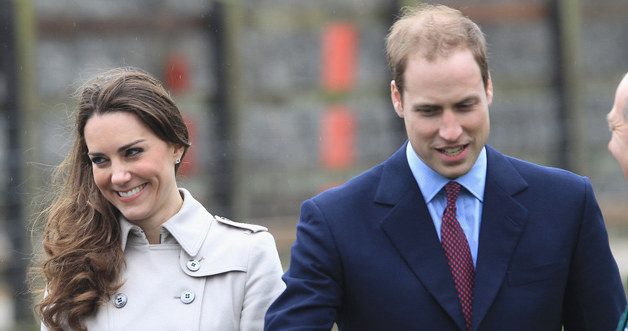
[84,111,184,230]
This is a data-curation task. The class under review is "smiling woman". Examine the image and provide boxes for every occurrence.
[33,67,285,331]
[84,112,185,244]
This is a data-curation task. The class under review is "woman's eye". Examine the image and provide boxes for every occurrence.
[126,148,143,157]
[90,157,107,165]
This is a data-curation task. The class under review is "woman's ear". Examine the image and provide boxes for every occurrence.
[173,144,185,163]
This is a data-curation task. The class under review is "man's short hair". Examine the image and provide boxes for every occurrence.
[386,4,489,97]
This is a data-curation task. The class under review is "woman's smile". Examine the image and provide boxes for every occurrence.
[117,183,147,200]
[84,111,184,232]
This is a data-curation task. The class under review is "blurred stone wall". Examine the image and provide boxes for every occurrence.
[25,0,628,221]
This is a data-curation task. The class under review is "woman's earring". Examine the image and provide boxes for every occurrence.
[175,158,181,164]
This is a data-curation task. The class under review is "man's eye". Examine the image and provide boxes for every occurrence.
[458,98,480,109]
[458,103,474,110]
[418,108,439,115]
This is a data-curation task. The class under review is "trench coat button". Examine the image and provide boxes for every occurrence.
[186,259,201,272]
[113,293,127,308]
[181,290,195,304]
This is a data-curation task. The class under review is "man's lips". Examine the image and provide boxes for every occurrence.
[437,145,468,156]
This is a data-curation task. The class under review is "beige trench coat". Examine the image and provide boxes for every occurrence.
[67,188,285,330]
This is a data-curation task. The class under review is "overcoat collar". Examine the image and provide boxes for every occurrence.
[119,188,212,257]
[378,143,529,330]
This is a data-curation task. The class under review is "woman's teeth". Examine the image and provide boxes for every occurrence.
[118,184,145,197]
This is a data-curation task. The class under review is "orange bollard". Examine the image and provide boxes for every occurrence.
[178,114,198,176]
[321,22,359,93]
[320,105,356,170]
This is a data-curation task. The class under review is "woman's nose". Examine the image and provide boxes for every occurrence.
[111,162,132,185]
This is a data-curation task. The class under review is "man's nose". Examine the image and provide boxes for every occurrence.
[439,110,463,141]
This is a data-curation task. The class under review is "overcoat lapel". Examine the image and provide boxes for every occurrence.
[472,146,529,330]
[377,145,467,330]
[376,144,531,330]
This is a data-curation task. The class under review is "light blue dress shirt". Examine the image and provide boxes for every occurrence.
[405,142,487,266]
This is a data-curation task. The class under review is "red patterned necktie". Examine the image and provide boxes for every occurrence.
[441,181,474,331]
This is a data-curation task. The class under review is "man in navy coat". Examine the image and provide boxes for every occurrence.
[265,4,626,330]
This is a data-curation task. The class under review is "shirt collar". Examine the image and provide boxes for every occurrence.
[119,188,213,256]
[406,142,487,203]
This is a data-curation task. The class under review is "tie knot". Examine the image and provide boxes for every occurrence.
[444,181,461,204]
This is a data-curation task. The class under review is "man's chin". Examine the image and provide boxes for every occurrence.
[435,164,472,179]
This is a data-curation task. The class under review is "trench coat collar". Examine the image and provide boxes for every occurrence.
[119,188,212,257]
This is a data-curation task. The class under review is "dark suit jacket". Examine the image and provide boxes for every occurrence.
[265,144,626,331]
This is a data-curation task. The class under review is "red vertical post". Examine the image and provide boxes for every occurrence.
[320,105,356,170]
[321,22,358,93]
[164,52,190,94]
[319,22,359,174]
[178,115,198,176]
[163,53,197,176]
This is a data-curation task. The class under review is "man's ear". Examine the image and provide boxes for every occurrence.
[486,75,494,105]
[391,80,404,118]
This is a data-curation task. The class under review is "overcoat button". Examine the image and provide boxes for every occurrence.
[181,290,195,304]
[113,293,127,308]
[186,259,201,272]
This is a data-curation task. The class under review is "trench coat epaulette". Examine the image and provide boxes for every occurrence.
[214,215,268,233]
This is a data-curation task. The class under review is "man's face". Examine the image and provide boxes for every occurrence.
[391,48,492,179]
[607,75,628,181]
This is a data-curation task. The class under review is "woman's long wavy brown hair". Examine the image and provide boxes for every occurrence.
[34,67,190,330]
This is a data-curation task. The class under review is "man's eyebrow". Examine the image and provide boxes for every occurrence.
[411,96,480,108]
[457,96,480,103]
[412,102,439,109]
